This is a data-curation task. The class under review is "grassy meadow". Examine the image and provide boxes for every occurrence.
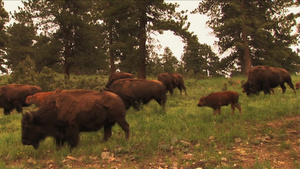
[0,74,299,168]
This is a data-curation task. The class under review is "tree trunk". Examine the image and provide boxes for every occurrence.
[242,31,251,75]
[241,0,252,76]
[109,28,115,74]
[64,42,71,77]
[137,5,147,79]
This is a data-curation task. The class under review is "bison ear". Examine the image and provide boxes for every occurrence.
[23,111,34,122]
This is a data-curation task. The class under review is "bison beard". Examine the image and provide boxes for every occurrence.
[21,90,129,150]
[197,91,242,116]
[108,79,167,110]
[242,66,296,96]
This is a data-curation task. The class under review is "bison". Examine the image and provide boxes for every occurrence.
[158,73,187,95]
[197,91,242,116]
[0,84,42,115]
[108,78,167,110]
[295,82,300,90]
[21,90,129,149]
[158,73,174,95]
[105,72,133,88]
[242,66,296,96]
[25,89,61,107]
[169,73,187,95]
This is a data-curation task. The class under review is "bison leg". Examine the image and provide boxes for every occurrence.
[169,85,174,95]
[217,108,221,115]
[213,108,217,116]
[14,101,23,113]
[286,81,296,93]
[55,137,66,150]
[234,103,242,115]
[115,118,130,140]
[66,125,79,149]
[4,109,11,115]
[280,83,287,93]
[178,85,187,95]
[103,122,114,141]
[230,104,236,115]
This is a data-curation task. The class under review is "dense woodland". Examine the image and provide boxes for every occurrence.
[0,0,299,78]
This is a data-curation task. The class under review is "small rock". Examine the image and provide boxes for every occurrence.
[182,153,194,160]
[180,140,191,146]
[234,138,242,143]
[67,156,79,161]
[89,156,98,160]
[221,157,227,162]
[27,158,35,164]
[209,136,215,140]
[101,152,111,160]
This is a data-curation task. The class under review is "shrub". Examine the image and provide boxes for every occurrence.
[35,66,57,91]
[8,56,37,85]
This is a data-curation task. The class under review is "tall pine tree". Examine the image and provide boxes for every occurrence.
[195,0,299,74]
[0,0,8,73]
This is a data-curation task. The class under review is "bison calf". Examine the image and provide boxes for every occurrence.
[295,82,300,90]
[197,91,242,116]
[25,89,61,107]
[106,72,133,88]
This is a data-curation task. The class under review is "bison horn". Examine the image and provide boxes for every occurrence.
[25,111,34,122]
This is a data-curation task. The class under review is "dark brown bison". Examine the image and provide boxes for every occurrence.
[295,82,300,90]
[169,73,187,95]
[157,73,174,95]
[21,90,129,149]
[25,89,61,107]
[242,66,296,96]
[197,91,242,116]
[108,79,167,110]
[0,84,42,115]
[157,73,187,95]
[105,72,133,88]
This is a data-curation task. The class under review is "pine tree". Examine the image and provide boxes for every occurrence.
[161,47,178,73]
[12,0,107,76]
[0,0,8,73]
[195,0,299,74]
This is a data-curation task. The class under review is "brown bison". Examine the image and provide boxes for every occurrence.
[242,66,296,96]
[21,90,129,149]
[170,73,187,95]
[197,91,242,116]
[157,73,174,95]
[105,72,133,88]
[295,82,300,90]
[25,89,61,107]
[108,79,167,110]
[157,73,187,95]
[0,84,42,115]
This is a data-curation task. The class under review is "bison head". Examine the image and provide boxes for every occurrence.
[21,111,44,149]
[197,96,207,107]
[25,95,33,105]
[242,82,254,96]
[295,83,300,90]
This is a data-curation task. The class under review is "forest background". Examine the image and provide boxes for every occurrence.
[0,0,299,79]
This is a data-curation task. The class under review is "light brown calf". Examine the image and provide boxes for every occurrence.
[198,91,242,116]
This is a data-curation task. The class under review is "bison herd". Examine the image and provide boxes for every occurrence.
[0,65,298,150]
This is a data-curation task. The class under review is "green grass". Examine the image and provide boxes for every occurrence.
[0,75,300,168]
